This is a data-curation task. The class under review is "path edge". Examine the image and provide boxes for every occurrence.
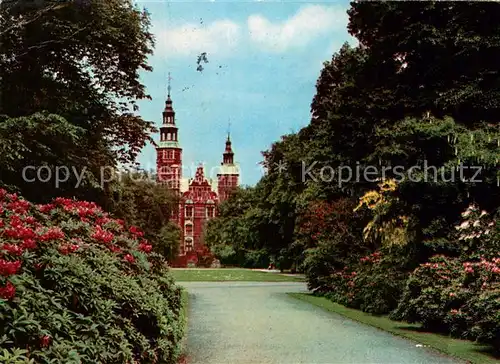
[287,292,498,364]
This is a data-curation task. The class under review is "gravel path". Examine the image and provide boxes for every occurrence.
[182,282,461,364]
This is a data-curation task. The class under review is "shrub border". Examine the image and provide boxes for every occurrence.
[288,293,498,364]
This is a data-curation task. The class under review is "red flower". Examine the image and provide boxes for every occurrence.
[21,239,37,250]
[7,193,18,202]
[40,335,51,347]
[91,226,114,244]
[0,259,22,276]
[24,216,37,225]
[3,226,36,240]
[0,281,16,300]
[129,226,144,237]
[39,227,65,241]
[124,254,135,263]
[7,200,30,214]
[2,244,24,256]
[138,242,153,253]
[38,204,55,213]
[58,244,79,255]
[108,245,122,253]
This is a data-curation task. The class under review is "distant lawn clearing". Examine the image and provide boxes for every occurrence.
[289,293,499,364]
[170,268,305,282]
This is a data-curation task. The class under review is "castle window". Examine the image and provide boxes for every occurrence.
[185,238,193,251]
[206,206,215,218]
[185,206,193,218]
[185,223,193,235]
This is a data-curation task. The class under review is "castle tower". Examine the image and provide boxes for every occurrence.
[156,75,182,197]
[217,133,239,203]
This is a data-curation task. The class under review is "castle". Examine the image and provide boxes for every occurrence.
[155,87,239,265]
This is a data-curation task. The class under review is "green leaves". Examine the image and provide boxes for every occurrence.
[0,348,34,364]
[0,0,157,203]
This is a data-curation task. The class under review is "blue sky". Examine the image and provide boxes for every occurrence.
[135,0,355,186]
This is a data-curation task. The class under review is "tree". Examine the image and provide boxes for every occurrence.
[347,1,500,126]
[0,0,156,202]
[105,172,180,261]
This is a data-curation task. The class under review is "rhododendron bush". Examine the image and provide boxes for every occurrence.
[392,205,500,349]
[0,189,185,363]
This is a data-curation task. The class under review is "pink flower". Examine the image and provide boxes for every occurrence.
[450,309,459,315]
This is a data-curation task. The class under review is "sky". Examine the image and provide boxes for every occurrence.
[135,0,356,186]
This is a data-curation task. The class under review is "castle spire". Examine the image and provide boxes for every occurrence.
[222,132,234,165]
[167,72,172,98]
[164,72,174,115]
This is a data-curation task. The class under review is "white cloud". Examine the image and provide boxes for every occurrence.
[248,5,348,52]
[154,20,241,57]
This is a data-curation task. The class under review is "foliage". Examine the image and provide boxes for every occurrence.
[307,247,413,315]
[355,179,416,248]
[392,206,500,349]
[204,2,500,351]
[104,172,180,261]
[301,198,367,290]
[0,189,185,363]
[0,0,156,203]
[392,255,500,349]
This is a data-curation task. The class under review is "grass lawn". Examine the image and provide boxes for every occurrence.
[289,293,498,364]
[170,268,304,282]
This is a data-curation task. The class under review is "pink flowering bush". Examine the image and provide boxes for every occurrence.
[392,205,500,349]
[315,250,409,314]
[0,189,185,363]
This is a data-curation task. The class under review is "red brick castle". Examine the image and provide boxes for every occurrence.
[156,83,239,265]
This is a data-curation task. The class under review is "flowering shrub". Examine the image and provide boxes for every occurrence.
[392,206,499,349]
[454,204,499,260]
[0,190,185,363]
[309,250,408,314]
